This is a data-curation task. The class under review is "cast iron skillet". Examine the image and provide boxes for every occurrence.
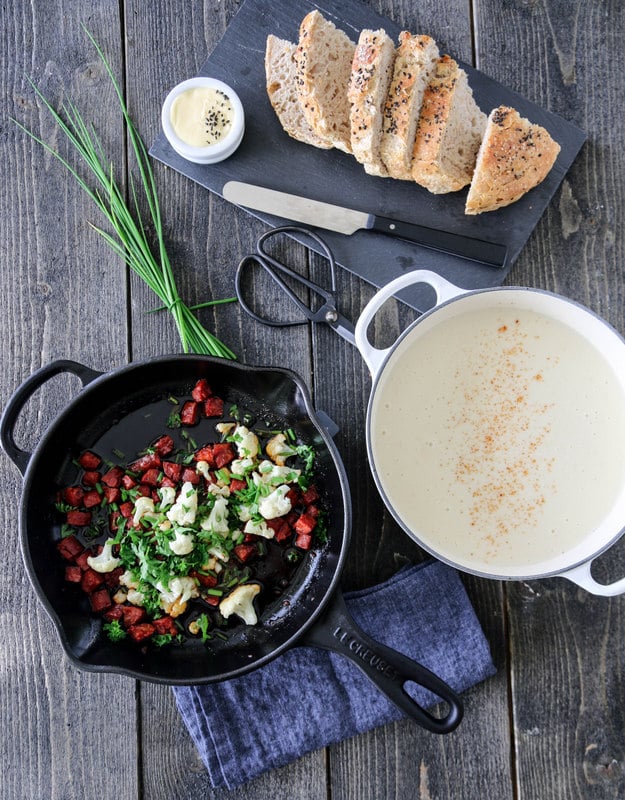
[1,355,462,733]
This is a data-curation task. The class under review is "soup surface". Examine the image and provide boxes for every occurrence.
[370,303,625,573]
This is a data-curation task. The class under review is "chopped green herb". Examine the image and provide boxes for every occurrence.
[103,619,127,642]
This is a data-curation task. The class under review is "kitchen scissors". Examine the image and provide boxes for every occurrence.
[234,226,356,345]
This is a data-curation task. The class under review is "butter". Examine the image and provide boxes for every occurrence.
[170,86,234,148]
[162,77,245,164]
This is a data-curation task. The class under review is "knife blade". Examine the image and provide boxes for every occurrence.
[222,181,507,268]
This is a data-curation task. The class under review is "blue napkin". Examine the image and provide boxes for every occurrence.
[173,560,495,790]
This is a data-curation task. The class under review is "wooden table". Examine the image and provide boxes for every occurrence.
[2,1,624,798]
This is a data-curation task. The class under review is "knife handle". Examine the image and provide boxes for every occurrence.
[369,215,507,268]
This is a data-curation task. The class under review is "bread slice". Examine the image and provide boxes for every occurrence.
[380,32,439,180]
[465,106,561,214]
[294,10,356,154]
[411,55,486,193]
[347,28,396,176]
[265,35,333,149]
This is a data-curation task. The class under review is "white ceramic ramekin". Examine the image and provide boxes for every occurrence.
[161,76,244,165]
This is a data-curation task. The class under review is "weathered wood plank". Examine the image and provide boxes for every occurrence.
[475,1,625,798]
[0,1,138,799]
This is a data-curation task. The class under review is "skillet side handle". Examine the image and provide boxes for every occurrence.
[354,270,467,377]
[559,561,625,596]
[302,591,463,734]
[0,359,102,475]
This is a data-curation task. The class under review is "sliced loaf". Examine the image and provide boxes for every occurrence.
[380,32,439,180]
[465,105,561,214]
[411,55,486,193]
[347,28,396,176]
[265,35,333,149]
[294,10,356,153]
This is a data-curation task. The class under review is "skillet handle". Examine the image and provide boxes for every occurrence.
[0,359,102,475]
[302,591,463,734]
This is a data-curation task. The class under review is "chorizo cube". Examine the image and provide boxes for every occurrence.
[192,378,213,402]
[101,466,125,488]
[89,588,112,613]
[140,468,160,487]
[294,513,317,537]
[204,396,224,417]
[82,489,102,509]
[127,622,156,642]
[121,605,147,626]
[63,486,85,507]
[78,450,102,470]
[213,442,235,468]
[64,565,82,583]
[153,616,179,636]
[294,532,313,550]
[180,401,200,426]
[82,470,101,487]
[163,461,183,482]
[56,535,84,562]
[181,467,200,485]
[103,486,121,505]
[81,568,104,594]
[153,434,175,457]
[66,509,92,527]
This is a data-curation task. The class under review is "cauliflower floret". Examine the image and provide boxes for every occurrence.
[233,425,260,459]
[207,546,230,564]
[216,422,236,436]
[208,483,230,497]
[243,518,275,539]
[86,539,121,573]
[157,486,176,510]
[265,433,295,466]
[255,460,301,485]
[230,457,255,477]
[169,528,195,556]
[126,589,145,607]
[219,583,261,625]
[195,460,211,480]
[200,495,229,534]
[133,496,155,526]
[167,482,198,526]
[156,576,199,618]
[119,570,139,590]
[258,484,292,520]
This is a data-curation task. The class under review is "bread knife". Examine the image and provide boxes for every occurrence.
[222,181,507,268]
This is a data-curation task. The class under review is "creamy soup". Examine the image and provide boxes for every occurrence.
[370,303,625,574]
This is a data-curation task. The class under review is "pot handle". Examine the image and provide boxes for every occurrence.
[0,359,102,475]
[559,561,625,596]
[302,590,463,734]
[354,270,467,376]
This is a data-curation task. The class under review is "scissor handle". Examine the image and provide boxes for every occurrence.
[235,226,338,328]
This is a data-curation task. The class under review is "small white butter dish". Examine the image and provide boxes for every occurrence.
[161,77,244,165]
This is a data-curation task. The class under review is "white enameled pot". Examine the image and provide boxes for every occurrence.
[355,270,625,596]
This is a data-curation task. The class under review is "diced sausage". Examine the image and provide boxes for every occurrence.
[153,435,174,457]
[294,532,313,550]
[129,453,161,473]
[194,445,216,466]
[66,509,92,527]
[56,535,84,562]
[180,401,200,426]
[103,605,124,622]
[229,478,247,493]
[233,544,257,563]
[294,513,317,537]
[64,565,82,583]
[81,568,104,593]
[301,485,320,505]
[152,616,179,636]
[121,474,137,490]
[82,489,102,509]
[181,467,200,485]
[89,588,112,613]
[163,461,183,482]
[119,501,134,518]
[63,486,84,507]
[101,466,125,488]
[213,442,235,468]
[127,622,156,642]
[204,396,224,417]
[82,470,101,487]
[103,486,121,505]
[121,605,147,626]
[140,468,160,487]
[78,450,102,470]
[191,378,213,402]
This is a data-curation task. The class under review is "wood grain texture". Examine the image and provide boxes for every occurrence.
[2,0,624,798]
[0,2,137,800]
[475,1,625,798]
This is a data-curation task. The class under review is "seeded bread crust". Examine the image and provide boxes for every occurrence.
[380,32,439,180]
[265,35,333,149]
[294,10,356,154]
[465,105,561,214]
[347,28,396,176]
[411,55,487,194]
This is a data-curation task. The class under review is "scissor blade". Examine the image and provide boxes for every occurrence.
[222,181,370,236]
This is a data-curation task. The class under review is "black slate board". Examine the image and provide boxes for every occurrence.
[150,0,586,312]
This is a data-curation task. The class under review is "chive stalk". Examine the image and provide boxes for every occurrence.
[14,29,236,360]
